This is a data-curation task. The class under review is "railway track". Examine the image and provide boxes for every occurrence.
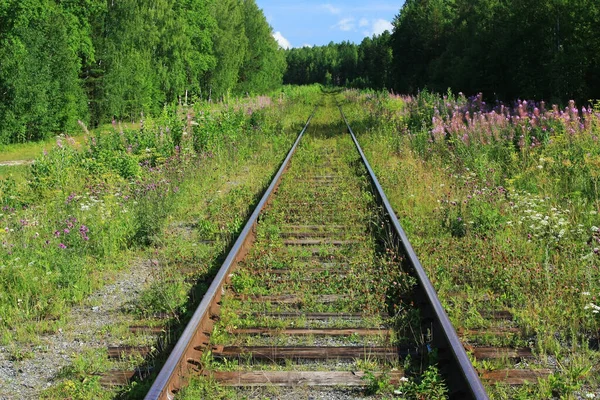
[136,97,545,399]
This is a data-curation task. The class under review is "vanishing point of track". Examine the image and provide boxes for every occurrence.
[144,98,488,399]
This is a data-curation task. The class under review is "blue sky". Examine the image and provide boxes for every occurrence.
[256,1,404,48]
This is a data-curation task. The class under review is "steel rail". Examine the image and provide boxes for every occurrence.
[145,109,316,400]
[338,106,489,400]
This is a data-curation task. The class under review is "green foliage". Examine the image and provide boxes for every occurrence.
[207,0,247,100]
[391,0,600,103]
[0,0,285,143]
[363,371,395,395]
[135,275,188,317]
[0,0,88,143]
[397,366,449,399]
[236,0,286,95]
[284,33,393,90]
[347,88,600,398]
[0,87,315,341]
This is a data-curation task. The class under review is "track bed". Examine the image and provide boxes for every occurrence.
[144,96,487,400]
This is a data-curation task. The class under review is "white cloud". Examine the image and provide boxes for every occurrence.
[321,3,341,14]
[359,18,370,28]
[332,17,355,32]
[302,44,313,48]
[273,32,292,49]
[372,19,393,35]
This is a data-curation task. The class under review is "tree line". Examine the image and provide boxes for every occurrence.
[0,0,285,144]
[285,0,600,104]
[284,33,393,91]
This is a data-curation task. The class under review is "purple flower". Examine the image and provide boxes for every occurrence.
[79,225,90,241]
[65,193,76,205]
[64,228,70,234]
[58,243,67,249]
[54,230,61,237]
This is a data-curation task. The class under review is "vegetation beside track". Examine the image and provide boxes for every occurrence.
[342,89,600,399]
[0,86,321,399]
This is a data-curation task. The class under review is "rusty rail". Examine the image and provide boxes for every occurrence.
[144,110,316,400]
[144,104,489,400]
[338,105,489,400]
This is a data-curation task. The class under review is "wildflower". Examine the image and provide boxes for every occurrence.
[537,165,543,169]
[58,243,67,249]
[584,303,600,313]
[585,393,595,399]
[592,226,599,232]
[79,225,90,241]
[582,292,591,296]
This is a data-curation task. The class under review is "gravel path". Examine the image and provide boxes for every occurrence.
[0,258,159,399]
[0,160,34,167]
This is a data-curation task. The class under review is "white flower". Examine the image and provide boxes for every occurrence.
[584,303,600,312]
[585,393,595,399]
[582,292,591,296]
[592,226,599,232]
[537,165,543,169]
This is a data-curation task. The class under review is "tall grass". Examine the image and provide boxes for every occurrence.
[0,86,321,342]
[344,89,600,398]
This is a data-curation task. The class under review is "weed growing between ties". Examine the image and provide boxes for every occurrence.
[176,95,449,400]
[0,86,322,399]
[342,89,600,399]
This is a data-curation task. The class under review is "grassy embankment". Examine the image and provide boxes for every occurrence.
[342,90,600,399]
[0,85,322,399]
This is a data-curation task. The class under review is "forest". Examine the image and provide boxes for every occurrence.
[0,0,285,143]
[2,0,600,146]
[285,0,600,104]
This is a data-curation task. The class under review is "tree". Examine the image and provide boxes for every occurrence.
[207,0,247,99]
[0,0,87,143]
[237,0,286,95]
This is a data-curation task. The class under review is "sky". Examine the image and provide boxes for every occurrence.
[256,1,404,49]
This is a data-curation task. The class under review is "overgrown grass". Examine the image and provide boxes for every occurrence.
[178,94,447,400]
[342,89,600,399]
[0,89,317,334]
[30,87,322,399]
